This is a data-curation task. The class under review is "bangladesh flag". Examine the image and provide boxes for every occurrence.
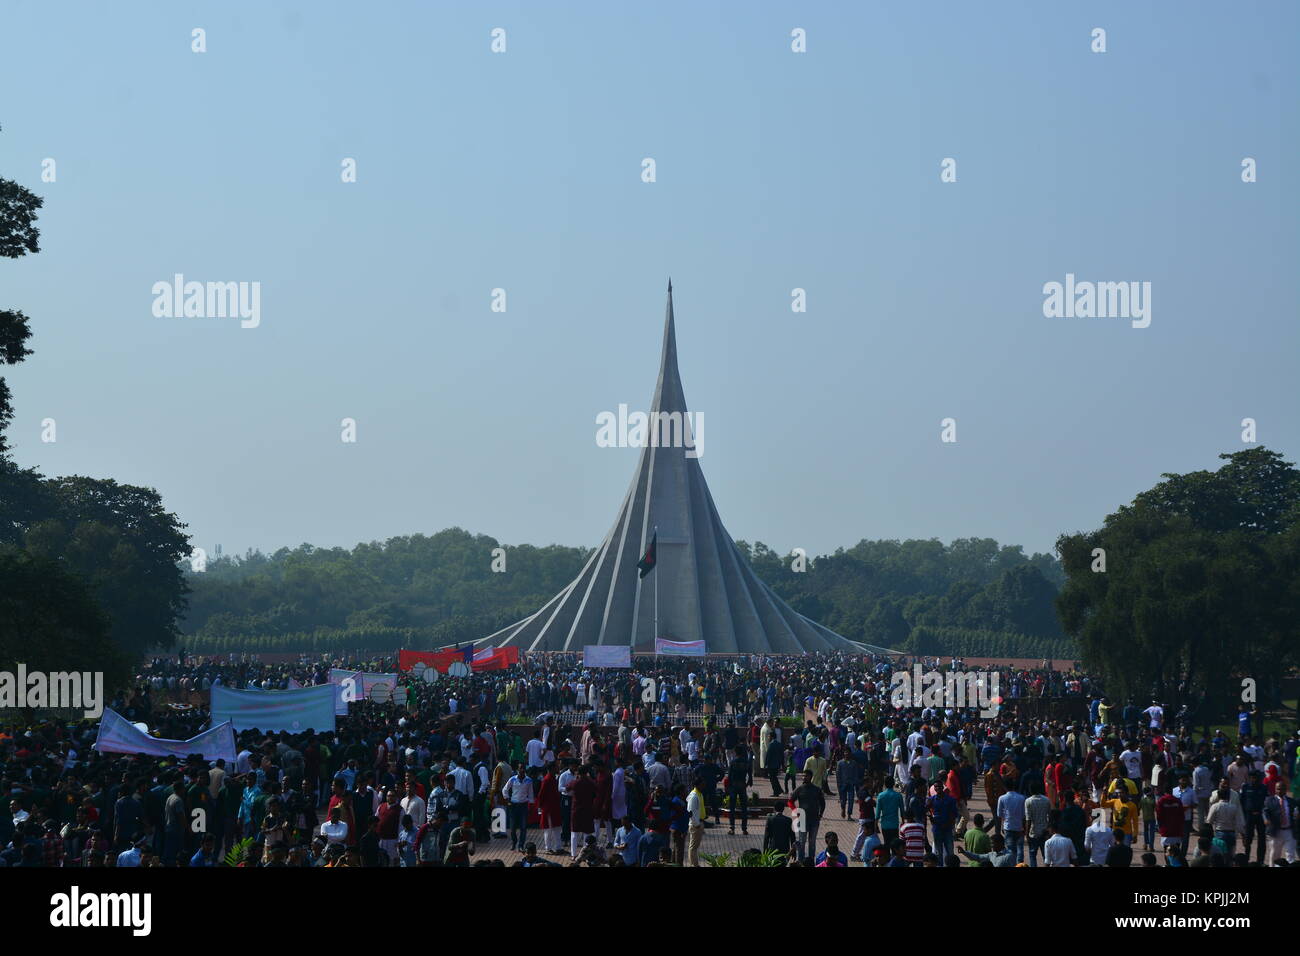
[637,531,657,578]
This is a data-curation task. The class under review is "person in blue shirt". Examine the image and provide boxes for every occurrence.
[885,840,910,866]
[668,785,689,863]
[875,779,903,845]
[614,817,642,867]
[189,834,217,866]
[116,839,146,867]
[927,788,959,865]
[980,739,1003,773]
[857,824,882,863]
[814,831,848,867]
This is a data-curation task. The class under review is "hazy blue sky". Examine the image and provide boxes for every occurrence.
[3,0,1296,561]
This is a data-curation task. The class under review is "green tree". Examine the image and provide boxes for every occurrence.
[0,125,43,457]
[20,477,191,658]
[1056,448,1300,715]
[0,546,129,693]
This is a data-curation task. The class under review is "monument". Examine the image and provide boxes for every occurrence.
[480,284,895,656]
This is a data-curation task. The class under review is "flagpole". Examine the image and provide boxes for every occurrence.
[653,524,659,662]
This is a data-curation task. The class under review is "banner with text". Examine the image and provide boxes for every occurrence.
[582,645,632,668]
[211,683,336,733]
[655,638,706,657]
[398,647,519,673]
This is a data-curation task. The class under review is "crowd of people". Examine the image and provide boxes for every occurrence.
[0,650,1295,868]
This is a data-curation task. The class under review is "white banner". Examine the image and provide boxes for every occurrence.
[655,638,706,657]
[93,708,237,763]
[582,645,632,668]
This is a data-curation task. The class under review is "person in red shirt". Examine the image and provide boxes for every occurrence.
[1155,784,1186,854]
[945,765,967,829]
[569,765,597,859]
[375,788,402,865]
[593,764,613,846]
[1054,761,1075,809]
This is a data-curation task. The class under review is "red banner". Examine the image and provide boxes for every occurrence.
[398,647,519,674]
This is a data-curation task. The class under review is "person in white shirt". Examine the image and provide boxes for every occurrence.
[447,759,474,800]
[9,801,29,826]
[1084,813,1113,865]
[1143,702,1164,730]
[1192,761,1214,828]
[525,732,547,769]
[1206,786,1245,853]
[502,768,535,851]
[320,806,349,845]
[400,790,425,831]
[1043,825,1077,867]
[905,729,926,762]
[1118,745,1143,782]
[208,760,227,799]
[909,748,931,782]
[1243,743,1266,773]
[686,785,705,866]
[892,737,909,786]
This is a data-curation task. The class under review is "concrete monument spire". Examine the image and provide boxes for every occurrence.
[480,284,890,654]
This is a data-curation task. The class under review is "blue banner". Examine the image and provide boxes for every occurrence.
[93,708,237,762]
[210,683,336,733]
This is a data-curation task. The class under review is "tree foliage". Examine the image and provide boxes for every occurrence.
[738,536,1066,652]
[904,625,1077,661]
[0,124,42,457]
[181,529,591,651]
[183,531,1068,656]
[1056,447,1300,710]
[0,546,130,690]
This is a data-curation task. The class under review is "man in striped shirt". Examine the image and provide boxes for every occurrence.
[899,811,928,865]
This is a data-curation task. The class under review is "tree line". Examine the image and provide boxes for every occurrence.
[175,531,1071,658]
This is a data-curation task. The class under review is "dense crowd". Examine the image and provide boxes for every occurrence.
[0,651,1294,868]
